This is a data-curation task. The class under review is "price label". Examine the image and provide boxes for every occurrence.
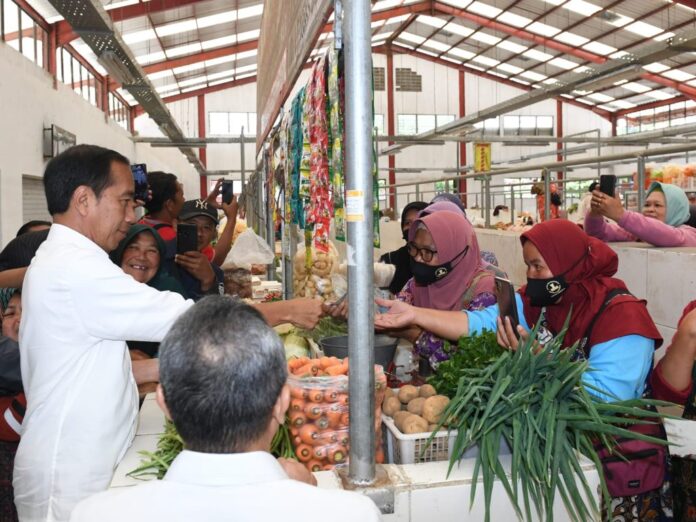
[345,190,364,222]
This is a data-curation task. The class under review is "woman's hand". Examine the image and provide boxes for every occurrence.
[175,252,216,290]
[374,299,417,330]
[496,316,532,351]
[591,190,624,222]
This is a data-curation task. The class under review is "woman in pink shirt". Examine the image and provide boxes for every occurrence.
[585,181,696,247]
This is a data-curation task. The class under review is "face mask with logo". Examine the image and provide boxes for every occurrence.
[410,246,469,286]
[525,250,587,307]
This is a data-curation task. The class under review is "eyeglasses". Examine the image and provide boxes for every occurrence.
[407,242,437,262]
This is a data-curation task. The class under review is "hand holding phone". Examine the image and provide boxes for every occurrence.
[130,164,149,203]
[495,277,519,339]
[221,180,234,205]
[176,223,198,254]
[599,174,616,198]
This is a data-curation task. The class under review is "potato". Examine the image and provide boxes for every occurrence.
[393,411,412,432]
[398,385,419,404]
[382,397,402,417]
[422,395,450,424]
[402,415,429,434]
[428,424,441,432]
[383,387,395,401]
[419,384,437,398]
[406,397,426,416]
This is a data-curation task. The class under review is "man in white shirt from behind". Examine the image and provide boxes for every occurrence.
[70,296,382,522]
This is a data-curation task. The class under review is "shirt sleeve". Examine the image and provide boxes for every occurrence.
[649,361,693,404]
[582,335,654,402]
[618,211,696,247]
[467,293,530,335]
[70,251,193,342]
[584,213,636,242]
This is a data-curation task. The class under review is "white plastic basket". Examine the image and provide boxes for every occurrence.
[382,415,458,464]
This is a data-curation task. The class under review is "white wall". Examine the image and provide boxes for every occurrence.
[0,42,200,246]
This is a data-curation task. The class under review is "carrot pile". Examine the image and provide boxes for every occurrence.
[287,356,387,472]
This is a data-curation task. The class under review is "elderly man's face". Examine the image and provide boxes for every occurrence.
[87,162,137,251]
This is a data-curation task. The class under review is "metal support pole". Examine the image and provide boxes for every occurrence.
[484,176,491,228]
[510,185,515,223]
[257,165,265,239]
[543,168,551,222]
[637,157,646,210]
[345,0,375,485]
[415,183,420,200]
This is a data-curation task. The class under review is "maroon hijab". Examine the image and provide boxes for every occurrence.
[409,210,494,311]
[519,220,661,349]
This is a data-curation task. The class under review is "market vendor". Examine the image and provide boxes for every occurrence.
[379,201,428,294]
[388,209,502,372]
[586,181,696,246]
[376,220,661,403]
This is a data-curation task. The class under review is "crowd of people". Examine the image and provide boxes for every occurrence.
[0,144,695,521]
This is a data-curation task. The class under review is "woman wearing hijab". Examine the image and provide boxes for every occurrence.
[376,220,668,520]
[392,210,500,370]
[379,201,428,294]
[587,181,696,246]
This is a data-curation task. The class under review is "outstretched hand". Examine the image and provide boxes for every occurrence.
[374,298,416,330]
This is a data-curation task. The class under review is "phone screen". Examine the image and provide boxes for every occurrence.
[599,175,616,198]
[177,223,198,254]
[221,180,234,205]
[495,277,519,339]
[130,164,148,202]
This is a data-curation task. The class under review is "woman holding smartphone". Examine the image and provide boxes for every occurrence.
[586,180,696,246]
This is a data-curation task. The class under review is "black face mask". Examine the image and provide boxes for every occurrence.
[410,246,469,286]
[525,276,568,307]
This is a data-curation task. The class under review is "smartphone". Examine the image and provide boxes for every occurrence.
[176,223,198,255]
[130,164,149,202]
[495,277,519,339]
[221,180,234,205]
[599,174,616,198]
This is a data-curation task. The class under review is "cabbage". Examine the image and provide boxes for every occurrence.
[284,333,309,360]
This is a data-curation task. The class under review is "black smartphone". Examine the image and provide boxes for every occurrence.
[130,164,149,202]
[599,174,616,198]
[221,180,234,205]
[176,223,198,254]
[495,277,519,339]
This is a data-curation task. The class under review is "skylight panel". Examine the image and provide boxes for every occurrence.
[197,11,238,29]
[173,63,205,75]
[373,0,403,10]
[182,84,208,93]
[441,56,461,64]
[236,72,257,81]
[583,41,617,55]
[236,64,257,74]
[548,57,578,70]
[555,31,588,47]
[597,104,617,112]
[498,63,523,74]
[237,30,260,42]
[644,90,675,101]
[417,15,447,28]
[643,62,670,73]
[423,39,452,52]
[563,0,602,16]
[205,55,236,67]
[622,82,651,93]
[497,12,531,28]
[385,15,410,25]
[136,51,166,65]
[588,92,614,103]
[156,83,180,95]
[520,70,547,82]
[399,32,426,45]
[148,70,174,81]
[606,13,633,28]
[165,42,203,59]
[523,49,553,62]
[489,71,508,79]
[236,50,258,60]
[443,22,474,38]
[467,1,502,18]
[440,0,474,9]
[371,20,386,29]
[624,21,662,38]
[206,70,235,81]
[610,51,630,59]
[419,49,439,57]
[511,78,530,86]
[372,32,393,42]
[527,22,560,37]
[497,40,527,54]
[574,65,591,73]
[611,100,636,109]
[654,32,674,42]
[470,32,501,45]
[543,78,559,85]
[449,48,475,60]
[201,35,237,50]
[123,29,157,45]
[236,4,264,20]
[472,55,500,67]
[156,19,198,37]
[465,64,485,71]
[663,69,695,82]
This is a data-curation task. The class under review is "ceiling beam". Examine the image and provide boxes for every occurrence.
[671,1,696,9]
[432,1,696,102]
[614,95,689,118]
[142,40,258,75]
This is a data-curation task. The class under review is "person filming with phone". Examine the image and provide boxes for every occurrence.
[586,177,696,247]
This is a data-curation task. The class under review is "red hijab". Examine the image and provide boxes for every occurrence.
[519,220,661,349]
[409,210,495,311]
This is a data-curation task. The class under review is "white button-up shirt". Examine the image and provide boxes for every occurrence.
[14,224,193,522]
[70,450,382,522]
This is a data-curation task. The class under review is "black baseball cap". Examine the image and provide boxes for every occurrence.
[179,199,219,225]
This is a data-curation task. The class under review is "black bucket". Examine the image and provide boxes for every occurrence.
[319,335,398,370]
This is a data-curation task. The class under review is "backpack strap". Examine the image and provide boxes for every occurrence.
[581,288,633,357]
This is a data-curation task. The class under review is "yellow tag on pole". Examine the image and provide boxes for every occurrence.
[474,142,491,173]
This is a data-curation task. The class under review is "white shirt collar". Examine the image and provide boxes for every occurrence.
[48,223,106,255]
[164,450,288,487]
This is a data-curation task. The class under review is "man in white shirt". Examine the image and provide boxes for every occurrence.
[70,297,381,522]
[14,145,326,522]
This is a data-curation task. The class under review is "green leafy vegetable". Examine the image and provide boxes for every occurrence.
[297,317,348,342]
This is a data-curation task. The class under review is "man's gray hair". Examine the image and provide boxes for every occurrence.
[159,296,287,453]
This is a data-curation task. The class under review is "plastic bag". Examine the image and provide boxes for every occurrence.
[293,242,338,301]
[225,229,274,270]
[287,362,386,472]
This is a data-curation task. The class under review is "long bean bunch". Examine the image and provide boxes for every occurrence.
[431,323,670,522]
